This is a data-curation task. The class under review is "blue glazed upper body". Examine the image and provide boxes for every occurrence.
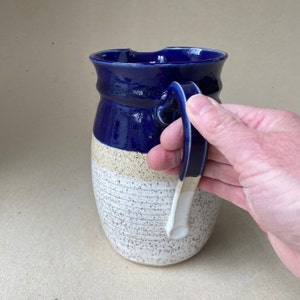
[90,47,227,153]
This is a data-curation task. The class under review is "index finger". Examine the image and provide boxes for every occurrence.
[160,118,229,164]
[160,118,183,151]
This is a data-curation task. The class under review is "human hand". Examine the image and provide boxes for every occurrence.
[147,94,300,278]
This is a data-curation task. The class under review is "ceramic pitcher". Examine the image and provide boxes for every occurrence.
[90,47,227,266]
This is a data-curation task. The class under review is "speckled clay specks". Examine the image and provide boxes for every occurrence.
[91,135,220,266]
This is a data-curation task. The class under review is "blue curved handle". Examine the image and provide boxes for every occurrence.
[157,81,208,181]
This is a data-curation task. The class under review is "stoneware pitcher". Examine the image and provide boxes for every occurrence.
[89,47,227,266]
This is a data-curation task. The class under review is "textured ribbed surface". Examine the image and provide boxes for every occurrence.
[91,135,220,265]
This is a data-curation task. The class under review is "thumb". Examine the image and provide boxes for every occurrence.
[186,94,254,166]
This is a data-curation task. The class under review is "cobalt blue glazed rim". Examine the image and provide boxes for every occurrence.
[89,47,228,66]
[90,47,227,153]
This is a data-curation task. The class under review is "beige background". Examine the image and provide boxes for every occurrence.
[1,0,300,299]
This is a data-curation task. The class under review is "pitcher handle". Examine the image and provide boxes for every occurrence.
[156,81,208,239]
[157,81,208,180]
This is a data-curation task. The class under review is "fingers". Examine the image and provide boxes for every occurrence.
[147,139,229,174]
[198,177,247,211]
[208,146,228,164]
[160,118,183,150]
[187,94,256,167]
[204,160,240,186]
[147,145,240,187]
[158,117,229,163]
[147,142,229,174]
[146,144,182,171]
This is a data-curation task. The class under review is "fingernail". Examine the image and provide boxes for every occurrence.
[187,95,216,117]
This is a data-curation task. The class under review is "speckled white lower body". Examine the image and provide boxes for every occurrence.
[91,135,220,266]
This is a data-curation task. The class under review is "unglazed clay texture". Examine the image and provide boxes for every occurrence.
[91,135,220,266]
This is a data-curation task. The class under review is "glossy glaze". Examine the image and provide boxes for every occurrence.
[90,47,227,265]
[90,47,227,152]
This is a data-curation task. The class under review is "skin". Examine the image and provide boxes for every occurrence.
[147,94,300,278]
